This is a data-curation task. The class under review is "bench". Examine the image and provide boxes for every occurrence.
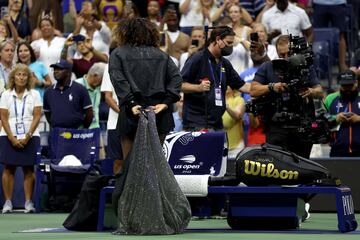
[97,185,357,232]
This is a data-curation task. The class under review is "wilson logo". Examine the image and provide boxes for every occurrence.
[244,160,299,180]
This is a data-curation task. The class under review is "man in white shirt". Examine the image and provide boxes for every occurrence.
[100,64,123,174]
[261,0,313,44]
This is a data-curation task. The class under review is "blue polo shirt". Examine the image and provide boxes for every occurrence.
[181,48,245,130]
[43,80,93,129]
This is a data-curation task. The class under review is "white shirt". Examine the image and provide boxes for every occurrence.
[179,0,217,27]
[100,65,118,130]
[267,44,279,60]
[262,3,312,43]
[225,43,253,74]
[31,36,66,84]
[0,89,43,137]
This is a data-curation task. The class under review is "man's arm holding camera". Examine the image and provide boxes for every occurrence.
[250,81,287,97]
[299,84,323,98]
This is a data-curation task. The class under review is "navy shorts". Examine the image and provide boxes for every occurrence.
[107,130,123,160]
[313,4,347,32]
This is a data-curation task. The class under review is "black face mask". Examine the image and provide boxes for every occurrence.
[220,45,233,56]
[340,89,358,101]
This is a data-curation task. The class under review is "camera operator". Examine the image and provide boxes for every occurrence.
[325,71,360,157]
[250,35,323,158]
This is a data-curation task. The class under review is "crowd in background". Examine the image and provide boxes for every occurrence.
[0,0,360,213]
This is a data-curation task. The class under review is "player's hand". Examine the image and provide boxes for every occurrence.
[131,105,141,115]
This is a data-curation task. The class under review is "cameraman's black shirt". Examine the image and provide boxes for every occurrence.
[254,61,319,87]
[253,61,320,126]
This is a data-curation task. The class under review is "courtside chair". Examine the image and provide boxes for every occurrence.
[34,128,100,212]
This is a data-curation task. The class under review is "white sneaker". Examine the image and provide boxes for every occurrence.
[24,200,35,213]
[2,200,13,214]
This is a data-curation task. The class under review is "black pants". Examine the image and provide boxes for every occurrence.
[265,125,313,159]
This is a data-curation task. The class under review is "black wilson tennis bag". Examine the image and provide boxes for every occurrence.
[236,144,339,186]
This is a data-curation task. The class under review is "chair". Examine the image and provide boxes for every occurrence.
[34,128,100,212]
[312,41,332,91]
[313,27,340,65]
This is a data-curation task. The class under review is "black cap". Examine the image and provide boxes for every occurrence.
[337,70,356,85]
[50,60,72,70]
[72,34,86,42]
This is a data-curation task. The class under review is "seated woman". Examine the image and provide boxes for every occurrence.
[0,63,42,213]
[222,86,246,159]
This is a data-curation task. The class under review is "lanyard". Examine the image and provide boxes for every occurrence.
[14,95,27,123]
[208,60,222,88]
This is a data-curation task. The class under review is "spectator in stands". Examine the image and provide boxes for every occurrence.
[31,18,66,84]
[225,4,253,74]
[61,34,108,79]
[160,8,190,63]
[43,60,93,129]
[173,92,184,132]
[0,13,19,43]
[222,86,245,158]
[217,0,260,26]
[17,41,52,100]
[255,0,275,23]
[122,0,141,19]
[75,62,106,129]
[7,0,31,39]
[30,10,63,42]
[28,0,63,32]
[179,0,219,36]
[147,0,161,26]
[93,0,123,30]
[100,64,123,174]
[261,0,313,44]
[181,26,250,131]
[312,0,348,71]
[179,26,205,71]
[240,53,267,146]
[109,17,182,160]
[0,64,42,213]
[0,40,15,88]
[325,71,360,157]
[93,0,125,29]
[252,22,278,60]
[72,5,111,59]
[62,0,82,34]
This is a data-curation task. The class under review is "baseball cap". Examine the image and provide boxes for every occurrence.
[72,34,86,42]
[50,60,73,70]
[337,70,356,85]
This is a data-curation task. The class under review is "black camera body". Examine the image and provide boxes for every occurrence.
[246,35,334,143]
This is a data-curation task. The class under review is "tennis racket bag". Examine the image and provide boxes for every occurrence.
[235,144,339,186]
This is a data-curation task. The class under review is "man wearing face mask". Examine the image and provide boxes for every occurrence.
[325,71,360,157]
[181,26,250,131]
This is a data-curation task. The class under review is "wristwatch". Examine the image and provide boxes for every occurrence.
[26,132,33,138]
